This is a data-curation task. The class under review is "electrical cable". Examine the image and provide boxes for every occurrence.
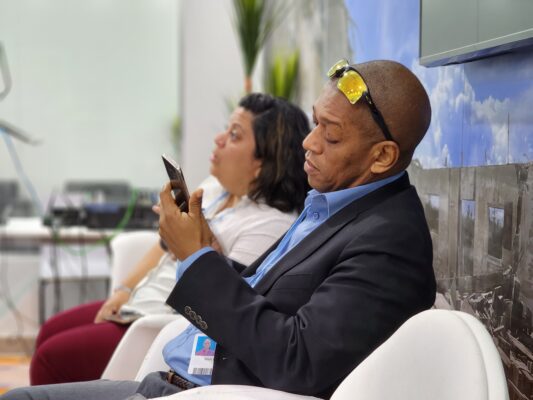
[0,126,63,321]
[2,117,140,250]
[0,42,12,101]
[0,129,43,216]
[1,41,141,325]
[49,188,140,254]
[0,230,35,356]
[2,113,141,317]
[78,232,88,304]
[43,188,139,319]
[48,223,62,317]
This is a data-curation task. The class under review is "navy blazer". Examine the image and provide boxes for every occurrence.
[166,173,436,399]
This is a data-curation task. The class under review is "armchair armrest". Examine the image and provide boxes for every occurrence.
[151,385,321,400]
[101,314,183,380]
[134,315,191,381]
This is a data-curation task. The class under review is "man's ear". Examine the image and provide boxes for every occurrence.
[370,141,400,174]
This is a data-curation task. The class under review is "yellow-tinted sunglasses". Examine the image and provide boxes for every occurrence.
[327,59,395,142]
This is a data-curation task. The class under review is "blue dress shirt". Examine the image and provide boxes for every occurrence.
[163,172,405,385]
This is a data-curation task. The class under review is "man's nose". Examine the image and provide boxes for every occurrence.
[303,127,321,154]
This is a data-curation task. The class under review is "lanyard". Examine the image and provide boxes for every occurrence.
[203,191,239,227]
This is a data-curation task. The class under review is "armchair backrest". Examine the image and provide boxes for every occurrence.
[331,310,509,400]
[109,230,159,293]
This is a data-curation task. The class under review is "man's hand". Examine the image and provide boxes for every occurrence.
[158,184,215,260]
[94,291,130,323]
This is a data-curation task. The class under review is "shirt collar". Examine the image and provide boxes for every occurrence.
[304,171,405,219]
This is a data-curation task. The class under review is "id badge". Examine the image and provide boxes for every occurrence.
[188,334,216,375]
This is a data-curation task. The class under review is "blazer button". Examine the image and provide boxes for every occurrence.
[184,306,192,315]
[195,315,202,323]
[190,310,197,319]
[199,321,208,330]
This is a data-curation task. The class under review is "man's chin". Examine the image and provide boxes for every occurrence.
[307,177,326,193]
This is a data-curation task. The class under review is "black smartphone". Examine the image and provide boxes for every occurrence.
[162,154,190,212]
[104,309,142,325]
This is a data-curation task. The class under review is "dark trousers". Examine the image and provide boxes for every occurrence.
[1,372,183,400]
[132,372,184,399]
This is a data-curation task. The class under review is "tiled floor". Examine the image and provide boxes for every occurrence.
[0,355,30,394]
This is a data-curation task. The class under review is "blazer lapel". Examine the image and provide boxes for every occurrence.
[252,173,412,294]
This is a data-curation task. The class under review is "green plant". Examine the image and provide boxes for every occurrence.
[232,0,283,93]
[171,115,182,159]
[264,50,299,101]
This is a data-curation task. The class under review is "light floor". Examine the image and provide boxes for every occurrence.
[0,355,30,394]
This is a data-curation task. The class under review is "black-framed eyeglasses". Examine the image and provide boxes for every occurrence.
[327,59,395,142]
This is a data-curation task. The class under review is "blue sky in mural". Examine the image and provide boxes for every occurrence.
[344,0,533,167]
[463,50,533,165]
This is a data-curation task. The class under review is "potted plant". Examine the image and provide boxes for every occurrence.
[232,0,283,93]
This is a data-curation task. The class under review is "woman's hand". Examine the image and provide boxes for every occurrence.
[158,185,215,260]
[94,290,130,323]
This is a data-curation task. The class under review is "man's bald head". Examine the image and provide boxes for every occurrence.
[353,60,431,170]
[304,59,431,192]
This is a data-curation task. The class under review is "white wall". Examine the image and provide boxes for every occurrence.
[180,0,250,189]
[0,0,180,206]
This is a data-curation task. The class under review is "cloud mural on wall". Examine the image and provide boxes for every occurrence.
[511,85,533,163]
[412,62,463,168]
[463,50,533,166]
[345,0,533,168]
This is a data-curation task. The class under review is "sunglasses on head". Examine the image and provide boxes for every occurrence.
[327,59,395,143]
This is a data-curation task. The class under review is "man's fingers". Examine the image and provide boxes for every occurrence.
[188,189,204,217]
[159,182,175,210]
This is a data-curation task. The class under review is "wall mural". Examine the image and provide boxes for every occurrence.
[345,0,533,398]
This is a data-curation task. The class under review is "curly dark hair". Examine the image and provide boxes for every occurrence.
[239,93,310,213]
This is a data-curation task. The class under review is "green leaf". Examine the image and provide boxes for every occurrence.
[264,50,300,101]
[231,0,287,83]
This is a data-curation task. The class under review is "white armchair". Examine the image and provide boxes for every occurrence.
[100,230,164,380]
[134,316,190,381]
[146,310,508,400]
[108,230,160,293]
[102,314,183,380]
[328,310,509,400]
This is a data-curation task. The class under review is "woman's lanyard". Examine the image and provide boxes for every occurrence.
[202,191,239,227]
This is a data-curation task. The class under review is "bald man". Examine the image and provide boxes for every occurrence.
[2,60,436,400]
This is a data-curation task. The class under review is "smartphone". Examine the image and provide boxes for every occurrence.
[104,309,142,325]
[162,154,190,212]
